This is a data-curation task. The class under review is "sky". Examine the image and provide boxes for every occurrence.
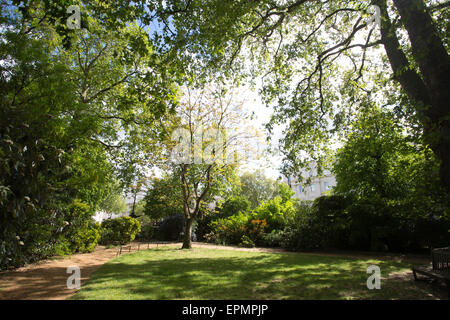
[235,85,284,180]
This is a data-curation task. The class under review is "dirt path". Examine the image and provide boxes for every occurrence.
[0,242,435,300]
[0,243,176,300]
[0,246,117,300]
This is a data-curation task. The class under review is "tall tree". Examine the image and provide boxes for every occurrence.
[153,0,450,190]
[0,1,177,269]
[158,85,254,249]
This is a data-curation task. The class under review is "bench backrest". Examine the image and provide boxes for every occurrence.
[432,247,450,272]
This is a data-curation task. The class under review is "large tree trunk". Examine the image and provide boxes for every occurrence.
[377,0,450,191]
[392,0,450,191]
[182,217,194,249]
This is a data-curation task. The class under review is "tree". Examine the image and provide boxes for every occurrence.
[334,107,416,199]
[218,195,251,218]
[99,193,128,218]
[15,1,449,190]
[153,0,450,191]
[157,85,255,249]
[334,106,447,203]
[0,1,176,269]
[143,174,183,221]
[330,106,450,250]
[239,170,281,209]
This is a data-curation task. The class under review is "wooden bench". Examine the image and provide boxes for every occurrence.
[412,246,450,296]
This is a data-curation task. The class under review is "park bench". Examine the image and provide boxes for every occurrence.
[412,246,450,296]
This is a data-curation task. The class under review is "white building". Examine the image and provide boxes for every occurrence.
[283,162,337,201]
[92,211,127,223]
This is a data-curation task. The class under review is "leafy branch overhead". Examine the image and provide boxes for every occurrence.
[152,0,450,190]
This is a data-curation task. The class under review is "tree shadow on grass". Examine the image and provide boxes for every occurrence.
[72,249,448,300]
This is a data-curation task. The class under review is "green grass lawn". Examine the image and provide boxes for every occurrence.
[71,247,438,300]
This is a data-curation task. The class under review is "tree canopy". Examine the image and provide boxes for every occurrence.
[147,0,450,190]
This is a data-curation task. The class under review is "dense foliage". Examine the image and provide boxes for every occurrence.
[143,175,183,221]
[155,214,188,242]
[207,183,296,247]
[238,171,281,209]
[1,0,448,270]
[217,196,251,219]
[0,1,175,269]
[265,110,450,252]
[155,0,450,191]
[100,217,141,245]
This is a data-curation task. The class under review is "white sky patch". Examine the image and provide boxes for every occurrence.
[235,84,285,179]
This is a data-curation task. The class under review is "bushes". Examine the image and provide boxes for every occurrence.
[69,222,101,253]
[218,196,251,218]
[278,202,324,251]
[281,196,397,252]
[261,230,284,247]
[251,196,295,232]
[208,190,296,246]
[63,199,102,253]
[0,198,103,270]
[239,235,255,248]
[208,215,268,247]
[204,190,449,253]
[135,215,156,241]
[136,223,155,241]
[195,213,215,241]
[280,195,450,253]
[209,212,249,245]
[100,216,141,245]
[155,214,186,241]
[0,207,61,270]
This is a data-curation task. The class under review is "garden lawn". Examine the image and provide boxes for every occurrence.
[71,247,429,300]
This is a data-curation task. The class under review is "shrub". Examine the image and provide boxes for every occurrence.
[239,235,255,248]
[70,222,101,253]
[278,201,323,251]
[203,231,219,244]
[136,223,155,241]
[100,216,141,245]
[346,198,386,250]
[247,219,267,245]
[61,199,101,254]
[135,215,156,241]
[136,214,151,226]
[193,204,218,241]
[210,211,249,245]
[312,195,352,249]
[280,194,450,253]
[0,198,101,270]
[155,214,185,241]
[261,230,284,247]
[218,196,251,218]
[206,192,450,253]
[251,196,296,232]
